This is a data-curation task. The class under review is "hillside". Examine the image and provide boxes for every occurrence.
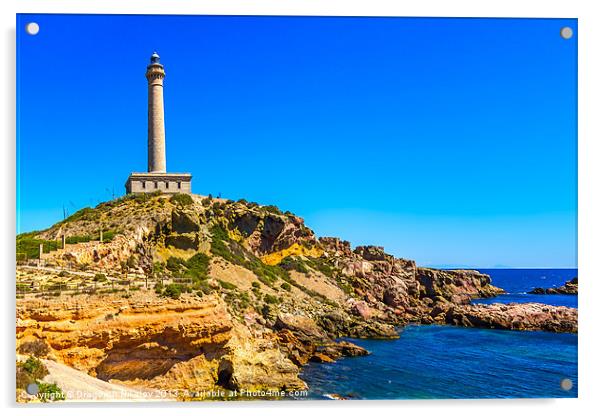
[16,192,577,400]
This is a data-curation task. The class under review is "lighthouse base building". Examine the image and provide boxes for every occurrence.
[125,172,192,194]
[126,52,192,195]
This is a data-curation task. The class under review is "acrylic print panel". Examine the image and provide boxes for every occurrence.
[15,14,577,402]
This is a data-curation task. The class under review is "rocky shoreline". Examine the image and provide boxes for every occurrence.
[16,194,578,400]
[441,303,577,333]
[529,277,578,295]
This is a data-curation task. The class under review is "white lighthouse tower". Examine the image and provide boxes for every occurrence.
[125,52,192,194]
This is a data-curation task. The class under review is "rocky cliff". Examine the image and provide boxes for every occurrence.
[529,277,578,295]
[17,292,305,396]
[16,193,578,400]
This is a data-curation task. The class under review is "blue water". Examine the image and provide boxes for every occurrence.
[299,269,578,400]
[473,269,578,308]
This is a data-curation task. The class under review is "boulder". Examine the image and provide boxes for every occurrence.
[276,329,314,366]
[354,246,391,262]
[347,320,399,339]
[349,300,372,319]
[319,341,370,359]
[309,353,335,363]
[232,212,260,237]
[274,314,329,343]
[165,233,199,250]
[171,209,200,234]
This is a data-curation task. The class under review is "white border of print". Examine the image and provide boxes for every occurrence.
[2,1,600,415]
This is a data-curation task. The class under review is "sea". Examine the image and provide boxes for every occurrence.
[299,269,578,400]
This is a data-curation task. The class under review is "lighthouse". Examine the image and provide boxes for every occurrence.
[146,52,167,173]
[125,52,192,194]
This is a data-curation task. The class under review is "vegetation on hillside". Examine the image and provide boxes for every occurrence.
[17,192,344,311]
[170,193,194,206]
[16,234,60,260]
[208,224,338,307]
[16,231,116,261]
[16,356,65,402]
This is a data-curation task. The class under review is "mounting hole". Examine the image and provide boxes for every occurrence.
[560,27,573,40]
[26,383,39,395]
[25,22,40,36]
[560,378,573,391]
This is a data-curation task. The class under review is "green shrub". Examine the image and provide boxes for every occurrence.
[18,340,50,358]
[280,282,291,291]
[185,253,209,281]
[218,280,237,290]
[170,193,194,206]
[102,230,116,241]
[210,224,291,288]
[153,262,166,275]
[165,254,210,282]
[37,382,65,402]
[16,283,31,293]
[163,283,183,299]
[305,258,336,277]
[127,190,162,204]
[210,226,247,266]
[250,260,288,286]
[279,256,309,274]
[212,202,225,216]
[251,281,261,289]
[65,235,92,244]
[211,224,230,242]
[21,357,48,382]
[264,294,280,304]
[94,273,107,282]
[257,275,274,287]
[63,207,97,223]
[238,293,250,309]
[263,205,282,215]
[166,256,186,273]
[16,365,32,390]
[193,280,214,295]
[16,235,60,260]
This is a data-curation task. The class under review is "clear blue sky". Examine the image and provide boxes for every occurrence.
[16,14,577,268]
